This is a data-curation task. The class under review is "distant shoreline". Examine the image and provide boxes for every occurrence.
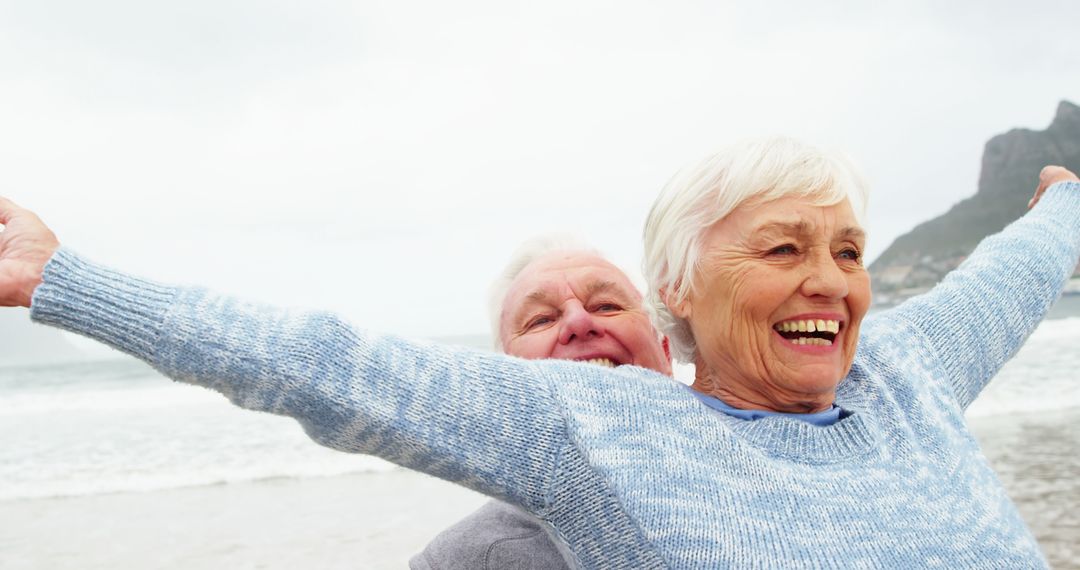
[872,290,1080,318]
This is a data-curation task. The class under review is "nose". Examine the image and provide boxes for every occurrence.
[800,250,849,299]
[558,302,605,344]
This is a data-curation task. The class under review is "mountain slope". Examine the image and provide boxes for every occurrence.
[870,100,1080,301]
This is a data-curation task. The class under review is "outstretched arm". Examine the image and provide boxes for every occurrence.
[1,198,568,514]
[870,168,1080,409]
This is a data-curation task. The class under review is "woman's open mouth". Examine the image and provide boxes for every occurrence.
[772,318,842,346]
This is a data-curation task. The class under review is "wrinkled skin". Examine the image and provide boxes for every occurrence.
[0,197,60,308]
[669,197,870,413]
[500,251,671,375]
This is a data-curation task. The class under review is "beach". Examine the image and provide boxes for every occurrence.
[1,469,487,569]
[2,410,1077,569]
[971,408,1080,569]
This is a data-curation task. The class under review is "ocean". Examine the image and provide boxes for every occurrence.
[2,302,1079,567]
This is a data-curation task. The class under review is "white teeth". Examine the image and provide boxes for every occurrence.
[583,358,616,367]
[775,319,841,334]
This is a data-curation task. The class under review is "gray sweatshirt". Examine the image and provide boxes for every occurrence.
[410,500,571,570]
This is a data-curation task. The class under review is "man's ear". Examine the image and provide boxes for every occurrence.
[660,286,692,320]
[661,336,672,363]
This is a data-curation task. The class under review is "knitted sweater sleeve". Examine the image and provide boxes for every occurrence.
[28,251,566,512]
[876,181,1080,409]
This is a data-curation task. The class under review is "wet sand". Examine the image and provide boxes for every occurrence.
[971,407,1080,569]
[0,469,486,569]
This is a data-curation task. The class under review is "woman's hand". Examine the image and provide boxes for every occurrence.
[1028,165,1079,209]
[0,197,60,308]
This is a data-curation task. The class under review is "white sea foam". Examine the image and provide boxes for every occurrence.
[0,450,394,502]
[966,316,1080,418]
[0,382,218,415]
[0,365,395,502]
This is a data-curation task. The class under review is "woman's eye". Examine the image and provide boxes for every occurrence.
[838,248,862,262]
[768,244,798,256]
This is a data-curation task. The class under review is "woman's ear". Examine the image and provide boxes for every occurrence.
[660,286,692,320]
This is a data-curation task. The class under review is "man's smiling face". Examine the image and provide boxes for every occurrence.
[499,251,671,375]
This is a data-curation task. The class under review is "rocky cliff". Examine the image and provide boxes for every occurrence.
[870,100,1080,303]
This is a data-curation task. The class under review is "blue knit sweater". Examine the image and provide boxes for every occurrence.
[31,182,1080,569]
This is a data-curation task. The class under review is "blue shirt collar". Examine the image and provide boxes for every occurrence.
[686,385,843,427]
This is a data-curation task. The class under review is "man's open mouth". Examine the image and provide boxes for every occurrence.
[773,319,842,346]
[576,357,620,367]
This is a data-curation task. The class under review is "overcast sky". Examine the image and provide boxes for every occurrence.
[2,0,1079,346]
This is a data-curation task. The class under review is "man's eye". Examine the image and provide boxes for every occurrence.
[768,244,799,256]
[593,303,622,313]
[525,316,554,330]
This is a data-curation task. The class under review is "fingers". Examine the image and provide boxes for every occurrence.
[1028,189,1042,210]
[0,196,21,224]
[0,196,26,226]
[0,198,51,234]
[1040,165,1078,187]
[1029,166,1079,209]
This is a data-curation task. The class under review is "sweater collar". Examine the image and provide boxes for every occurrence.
[686,386,844,426]
[675,364,882,464]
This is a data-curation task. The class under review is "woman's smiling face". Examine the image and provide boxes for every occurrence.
[673,196,871,413]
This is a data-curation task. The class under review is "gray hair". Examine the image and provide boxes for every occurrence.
[642,136,870,362]
[487,233,601,351]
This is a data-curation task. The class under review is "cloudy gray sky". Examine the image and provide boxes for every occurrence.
[2,0,1079,346]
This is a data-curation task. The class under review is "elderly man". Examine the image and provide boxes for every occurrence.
[410,236,672,570]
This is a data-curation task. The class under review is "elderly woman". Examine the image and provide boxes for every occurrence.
[3,138,1078,568]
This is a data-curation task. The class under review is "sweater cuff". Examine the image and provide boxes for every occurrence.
[29,248,178,360]
[1036,181,1080,231]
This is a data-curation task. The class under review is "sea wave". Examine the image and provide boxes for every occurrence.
[0,454,396,502]
[0,382,220,415]
[966,316,1080,418]
[0,376,395,502]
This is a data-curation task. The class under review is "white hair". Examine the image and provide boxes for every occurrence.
[642,136,870,362]
[487,233,601,351]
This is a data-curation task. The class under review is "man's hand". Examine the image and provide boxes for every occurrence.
[0,197,60,308]
[1028,165,1079,209]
